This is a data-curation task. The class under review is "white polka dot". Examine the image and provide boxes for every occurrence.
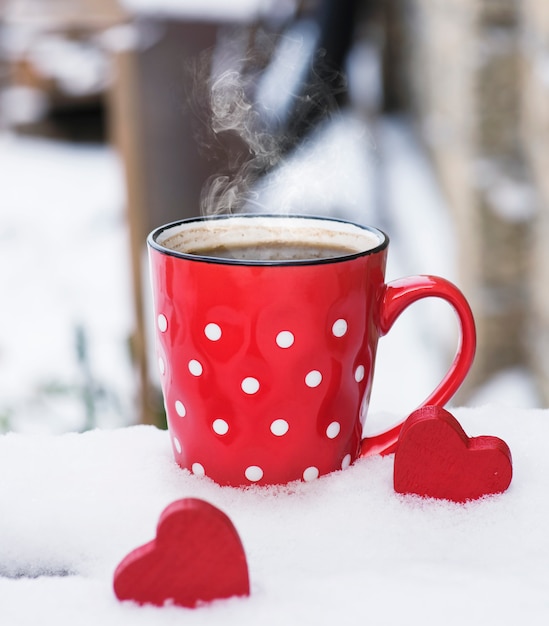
[276,330,294,348]
[213,419,229,435]
[204,323,222,341]
[157,314,168,332]
[303,466,319,481]
[332,318,348,337]
[173,437,181,454]
[270,419,289,436]
[245,465,263,482]
[175,400,186,417]
[354,365,365,382]
[341,454,352,470]
[241,377,260,394]
[305,370,322,388]
[188,359,203,376]
[192,463,205,477]
[326,421,341,439]
[158,356,166,375]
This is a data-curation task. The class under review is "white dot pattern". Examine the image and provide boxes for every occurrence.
[332,318,348,337]
[245,465,263,482]
[157,314,168,332]
[303,466,319,482]
[305,370,322,388]
[213,419,229,435]
[276,330,294,348]
[241,377,260,394]
[270,419,289,436]
[167,310,369,484]
[205,323,222,341]
[192,463,205,477]
[188,359,203,376]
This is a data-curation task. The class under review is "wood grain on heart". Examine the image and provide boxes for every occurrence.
[113,498,250,608]
[394,406,512,502]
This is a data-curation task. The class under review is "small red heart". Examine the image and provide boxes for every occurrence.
[394,406,512,502]
[113,498,250,608]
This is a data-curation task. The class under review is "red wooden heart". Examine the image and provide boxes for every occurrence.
[393,406,512,502]
[113,498,250,608]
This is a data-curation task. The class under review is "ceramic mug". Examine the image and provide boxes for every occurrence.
[148,214,476,486]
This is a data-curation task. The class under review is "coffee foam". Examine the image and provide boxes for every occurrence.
[156,216,383,258]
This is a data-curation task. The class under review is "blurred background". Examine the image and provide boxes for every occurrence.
[0,0,546,434]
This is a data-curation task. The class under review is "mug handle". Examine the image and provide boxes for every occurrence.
[359,275,476,457]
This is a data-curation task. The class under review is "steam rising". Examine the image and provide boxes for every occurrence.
[189,23,346,216]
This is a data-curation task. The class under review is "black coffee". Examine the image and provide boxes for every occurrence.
[187,241,359,261]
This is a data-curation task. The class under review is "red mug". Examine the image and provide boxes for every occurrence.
[148,214,476,486]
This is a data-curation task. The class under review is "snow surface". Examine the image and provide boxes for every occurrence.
[0,406,548,625]
[119,0,272,22]
[0,134,136,433]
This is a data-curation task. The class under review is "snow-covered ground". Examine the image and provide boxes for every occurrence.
[0,134,136,434]
[1,406,548,625]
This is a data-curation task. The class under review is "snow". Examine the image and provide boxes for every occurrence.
[0,134,135,433]
[119,0,273,22]
[473,159,538,223]
[26,35,110,98]
[0,406,548,625]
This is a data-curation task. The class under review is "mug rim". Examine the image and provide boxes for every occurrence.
[147,214,389,267]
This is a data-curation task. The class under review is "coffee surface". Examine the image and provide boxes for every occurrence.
[187,241,359,261]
